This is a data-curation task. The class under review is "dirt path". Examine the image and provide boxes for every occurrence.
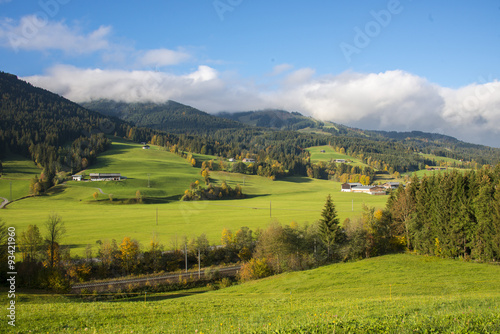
[0,197,8,209]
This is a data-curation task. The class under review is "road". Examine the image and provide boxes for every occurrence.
[72,266,241,292]
[0,197,8,209]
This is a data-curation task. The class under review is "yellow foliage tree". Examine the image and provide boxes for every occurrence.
[221,228,233,247]
[120,237,139,273]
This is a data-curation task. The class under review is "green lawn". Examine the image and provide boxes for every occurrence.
[1,139,387,256]
[0,154,41,201]
[307,145,367,168]
[5,254,499,333]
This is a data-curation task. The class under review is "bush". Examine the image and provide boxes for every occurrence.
[238,258,273,282]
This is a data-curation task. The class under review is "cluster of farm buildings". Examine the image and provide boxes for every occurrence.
[341,182,399,195]
[72,173,124,181]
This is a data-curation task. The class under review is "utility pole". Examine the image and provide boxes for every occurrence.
[185,243,188,273]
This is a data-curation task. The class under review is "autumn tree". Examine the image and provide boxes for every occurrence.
[390,185,416,249]
[19,224,43,262]
[136,190,142,203]
[201,168,210,185]
[44,213,66,269]
[120,236,140,274]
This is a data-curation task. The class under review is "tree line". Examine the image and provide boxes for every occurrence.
[387,166,500,261]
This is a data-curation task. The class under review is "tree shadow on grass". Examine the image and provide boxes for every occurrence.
[279,176,313,184]
[108,290,208,303]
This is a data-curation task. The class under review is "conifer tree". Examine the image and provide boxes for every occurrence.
[319,194,341,260]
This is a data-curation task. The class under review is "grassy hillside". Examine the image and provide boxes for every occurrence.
[307,145,367,167]
[6,254,499,333]
[1,138,387,255]
[0,154,41,201]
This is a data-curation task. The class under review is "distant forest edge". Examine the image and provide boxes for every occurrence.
[2,71,500,192]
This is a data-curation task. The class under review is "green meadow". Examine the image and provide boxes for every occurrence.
[0,154,41,201]
[4,254,499,333]
[306,145,367,167]
[1,139,387,256]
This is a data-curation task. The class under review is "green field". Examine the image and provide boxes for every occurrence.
[1,139,387,256]
[0,154,41,201]
[4,254,499,333]
[306,145,367,167]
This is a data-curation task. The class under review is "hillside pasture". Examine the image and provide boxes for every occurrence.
[1,139,387,255]
[5,254,499,333]
[307,145,367,168]
[0,154,41,201]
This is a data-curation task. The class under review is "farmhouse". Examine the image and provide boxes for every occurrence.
[72,175,84,181]
[341,183,387,195]
[242,158,255,163]
[367,186,387,195]
[341,182,362,192]
[335,159,347,163]
[89,173,122,181]
[382,182,400,190]
[142,145,150,149]
[228,158,235,162]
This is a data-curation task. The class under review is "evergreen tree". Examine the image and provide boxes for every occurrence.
[318,194,341,260]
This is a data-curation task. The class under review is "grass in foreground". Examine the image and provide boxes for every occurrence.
[4,254,500,333]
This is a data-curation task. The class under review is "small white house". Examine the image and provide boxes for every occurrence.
[72,175,84,181]
[228,158,235,162]
[142,145,150,149]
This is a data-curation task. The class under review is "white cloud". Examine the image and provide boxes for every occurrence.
[22,66,500,147]
[269,63,293,76]
[0,15,111,53]
[138,48,191,67]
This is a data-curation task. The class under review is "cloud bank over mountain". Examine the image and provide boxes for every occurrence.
[24,65,500,146]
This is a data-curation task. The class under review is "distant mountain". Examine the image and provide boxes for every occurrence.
[217,109,320,130]
[81,100,244,134]
[216,109,500,164]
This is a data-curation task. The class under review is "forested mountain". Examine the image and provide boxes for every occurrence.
[81,100,244,134]
[0,72,130,180]
[217,109,320,130]
[218,109,500,166]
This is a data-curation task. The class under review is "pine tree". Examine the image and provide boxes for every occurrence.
[319,194,341,260]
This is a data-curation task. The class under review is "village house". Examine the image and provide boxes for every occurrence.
[142,144,150,149]
[341,183,387,195]
[382,182,400,190]
[367,186,387,195]
[242,158,255,163]
[72,175,84,181]
[89,173,122,181]
[335,159,347,163]
[341,182,362,192]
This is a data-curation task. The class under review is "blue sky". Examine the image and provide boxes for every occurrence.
[1,0,500,146]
